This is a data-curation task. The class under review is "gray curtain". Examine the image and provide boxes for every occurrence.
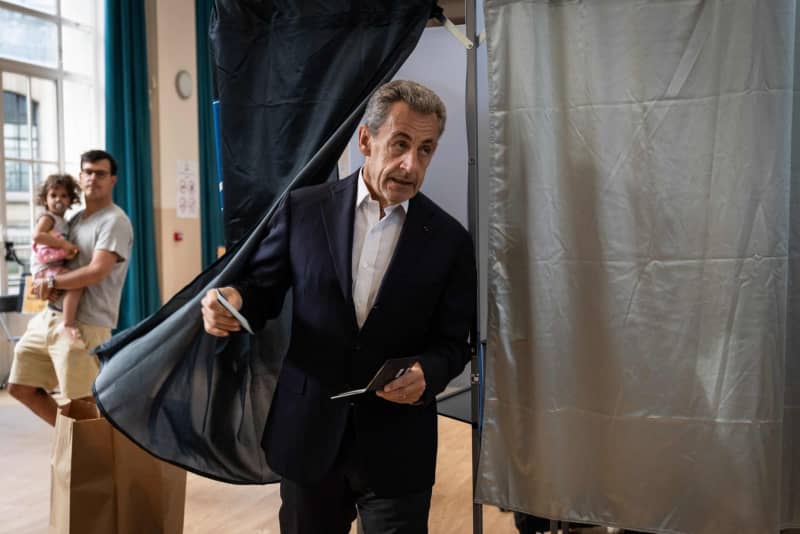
[476,1,800,533]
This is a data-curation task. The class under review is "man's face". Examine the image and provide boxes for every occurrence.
[80,158,116,203]
[358,102,440,208]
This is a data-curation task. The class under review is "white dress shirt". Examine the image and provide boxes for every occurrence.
[352,170,408,328]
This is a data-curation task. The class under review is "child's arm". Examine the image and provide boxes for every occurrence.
[33,214,78,254]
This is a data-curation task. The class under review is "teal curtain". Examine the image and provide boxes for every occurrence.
[196,0,224,267]
[105,0,161,330]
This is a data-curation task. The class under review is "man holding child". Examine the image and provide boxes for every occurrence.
[7,149,133,425]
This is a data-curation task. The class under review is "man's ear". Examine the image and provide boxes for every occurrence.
[357,125,371,157]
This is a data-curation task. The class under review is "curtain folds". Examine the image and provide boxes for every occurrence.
[211,1,441,244]
[104,0,161,330]
[476,1,800,533]
[196,0,225,269]
[93,0,436,484]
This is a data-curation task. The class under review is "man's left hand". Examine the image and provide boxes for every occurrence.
[376,362,426,405]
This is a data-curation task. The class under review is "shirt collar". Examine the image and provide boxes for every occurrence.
[356,168,409,214]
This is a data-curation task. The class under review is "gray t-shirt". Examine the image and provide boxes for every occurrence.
[67,204,133,328]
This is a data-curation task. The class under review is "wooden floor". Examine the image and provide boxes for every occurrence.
[0,391,518,534]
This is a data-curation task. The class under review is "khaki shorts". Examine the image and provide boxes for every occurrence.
[9,308,111,399]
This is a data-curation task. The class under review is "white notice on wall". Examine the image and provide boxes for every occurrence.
[176,160,199,219]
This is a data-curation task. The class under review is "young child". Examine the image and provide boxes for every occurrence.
[31,174,85,348]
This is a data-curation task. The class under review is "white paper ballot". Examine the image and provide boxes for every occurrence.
[215,288,255,335]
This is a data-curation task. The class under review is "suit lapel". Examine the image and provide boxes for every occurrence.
[321,173,358,306]
[371,194,435,308]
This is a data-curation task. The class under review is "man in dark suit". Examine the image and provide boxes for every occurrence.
[201,80,476,534]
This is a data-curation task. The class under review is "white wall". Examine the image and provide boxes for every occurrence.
[147,0,202,302]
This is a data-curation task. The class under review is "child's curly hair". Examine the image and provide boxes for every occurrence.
[36,174,81,208]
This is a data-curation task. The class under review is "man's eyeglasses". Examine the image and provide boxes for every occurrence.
[81,169,110,178]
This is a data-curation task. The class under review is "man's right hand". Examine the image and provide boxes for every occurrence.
[201,286,243,337]
[30,276,53,302]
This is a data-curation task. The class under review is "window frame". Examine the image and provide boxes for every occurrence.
[0,0,104,294]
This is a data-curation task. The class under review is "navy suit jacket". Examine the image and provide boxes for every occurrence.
[235,172,476,496]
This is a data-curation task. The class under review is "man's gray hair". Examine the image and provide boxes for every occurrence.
[363,80,447,137]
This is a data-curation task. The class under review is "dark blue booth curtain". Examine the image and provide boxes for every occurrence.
[94,0,437,483]
[104,0,161,329]
[196,0,225,268]
[212,1,440,244]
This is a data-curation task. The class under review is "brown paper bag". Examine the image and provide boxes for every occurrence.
[50,401,115,534]
[50,401,186,533]
[111,425,187,533]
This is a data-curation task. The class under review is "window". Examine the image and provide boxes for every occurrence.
[3,90,39,192]
[0,0,104,295]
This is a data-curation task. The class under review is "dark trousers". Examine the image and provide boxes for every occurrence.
[278,420,432,534]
